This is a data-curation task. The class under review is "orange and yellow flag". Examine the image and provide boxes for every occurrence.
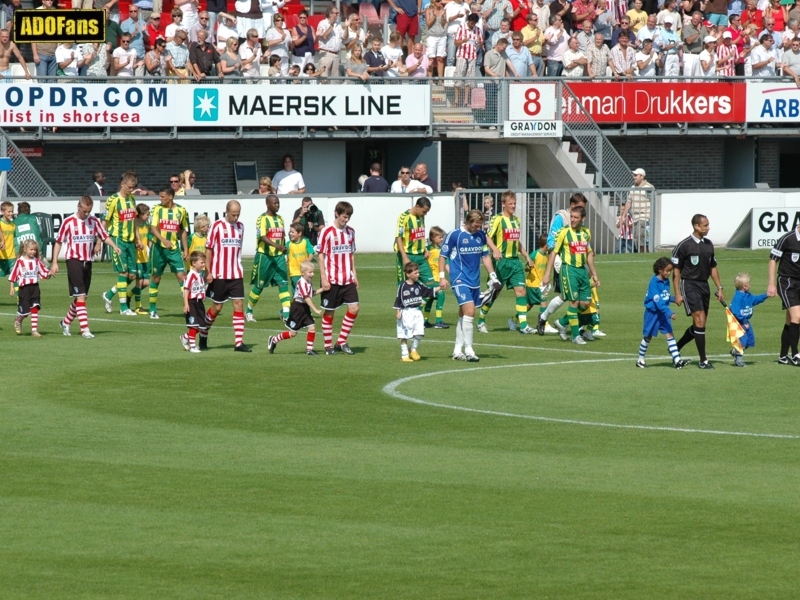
[725,307,746,354]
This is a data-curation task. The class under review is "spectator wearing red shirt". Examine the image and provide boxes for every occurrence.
[510,0,528,31]
[144,14,162,51]
[726,13,746,75]
[741,0,764,30]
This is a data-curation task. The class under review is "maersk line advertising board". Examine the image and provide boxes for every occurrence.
[0,84,431,127]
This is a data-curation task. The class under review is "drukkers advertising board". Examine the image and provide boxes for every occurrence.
[750,207,800,250]
[0,84,430,127]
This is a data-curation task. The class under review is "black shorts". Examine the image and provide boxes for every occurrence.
[554,271,561,294]
[680,278,710,316]
[286,300,315,332]
[206,278,244,304]
[185,298,207,328]
[778,276,800,310]
[17,283,41,316]
[320,283,359,311]
[66,259,93,297]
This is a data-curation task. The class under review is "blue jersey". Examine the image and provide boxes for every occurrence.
[643,275,674,317]
[730,289,768,348]
[441,226,489,289]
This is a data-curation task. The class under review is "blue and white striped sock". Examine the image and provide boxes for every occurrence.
[638,338,649,360]
[667,337,681,362]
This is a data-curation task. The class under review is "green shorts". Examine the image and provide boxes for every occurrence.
[0,257,14,277]
[150,244,185,277]
[111,238,137,274]
[561,264,591,303]
[250,252,288,288]
[494,257,526,289]
[526,286,543,307]
[396,252,435,286]
[291,275,302,292]
[135,262,149,279]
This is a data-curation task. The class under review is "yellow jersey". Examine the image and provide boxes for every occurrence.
[255,213,286,256]
[135,220,151,264]
[553,226,592,269]
[104,193,137,242]
[487,214,522,259]
[525,249,549,288]
[287,237,315,277]
[426,242,441,273]
[0,219,16,260]
[187,232,207,257]
[394,210,426,255]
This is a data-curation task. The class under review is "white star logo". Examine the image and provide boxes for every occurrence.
[195,92,216,117]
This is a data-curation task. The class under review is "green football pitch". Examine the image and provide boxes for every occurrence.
[1,249,798,598]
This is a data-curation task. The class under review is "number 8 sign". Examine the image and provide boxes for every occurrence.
[508,83,558,121]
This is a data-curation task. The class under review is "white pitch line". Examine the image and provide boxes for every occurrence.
[382,359,800,440]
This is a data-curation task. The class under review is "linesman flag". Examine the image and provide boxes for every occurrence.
[725,307,746,355]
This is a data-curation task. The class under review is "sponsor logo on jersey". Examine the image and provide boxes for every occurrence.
[503,229,520,241]
[792,253,799,262]
[160,220,180,232]
[221,237,242,247]
[331,243,353,253]
[120,208,136,221]
[268,227,284,240]
[690,256,699,265]
[73,234,95,243]
[410,227,425,241]
[569,241,588,254]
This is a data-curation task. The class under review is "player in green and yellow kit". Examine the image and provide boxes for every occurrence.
[287,222,315,292]
[478,190,535,334]
[130,203,152,314]
[0,201,16,281]
[149,186,189,319]
[247,194,291,322]
[394,197,434,286]
[541,205,600,345]
[185,214,210,273]
[423,226,449,329]
[509,233,550,331]
[102,172,139,315]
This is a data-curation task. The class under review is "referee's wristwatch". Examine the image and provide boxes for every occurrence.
[716,286,724,290]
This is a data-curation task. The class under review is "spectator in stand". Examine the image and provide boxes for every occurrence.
[414,164,438,192]
[189,29,221,81]
[788,0,800,23]
[265,13,292,75]
[637,37,659,77]
[728,0,746,18]
[144,13,161,52]
[490,18,514,48]
[365,36,389,76]
[85,172,106,197]
[760,16,783,45]
[176,170,198,195]
[544,14,569,75]
[391,167,433,193]
[521,13,544,76]
[216,13,239,53]
[612,17,640,51]
[705,0,729,28]
[780,36,800,85]
[317,6,347,78]
[261,0,286,31]
[637,13,659,46]
[190,11,215,45]
[742,0,764,29]
[548,0,572,33]
[121,5,147,75]
[576,19,594,53]
[482,0,513,51]
[657,0,681,34]
[290,10,316,70]
[1,0,21,24]
[587,31,611,77]
[165,8,187,43]
[751,32,779,75]
[766,0,785,31]
[238,28,263,78]
[507,31,536,76]
[594,0,615,45]
[169,174,182,195]
[562,36,589,75]
[699,35,719,77]
[274,155,306,195]
[485,37,518,75]
[382,32,405,77]
[741,23,760,74]
[609,30,636,77]
[234,0,265,41]
[781,18,800,52]
[104,6,124,58]
[657,16,681,76]
[218,37,243,78]
[343,14,368,62]
[530,0,550,32]
[445,0,470,66]
[405,43,430,77]
[613,0,629,23]
[145,36,169,76]
[454,13,482,107]
[624,168,653,253]
[113,33,142,77]
[572,0,597,29]
[166,31,191,79]
[509,0,528,31]
[250,176,275,194]
[716,30,739,77]
[346,43,370,80]
[627,0,647,35]
[0,29,28,79]
[206,0,228,30]
[682,10,708,76]
[426,0,448,77]
[362,163,391,192]
[175,0,199,31]
[94,0,119,25]
[389,0,422,56]
[56,43,84,78]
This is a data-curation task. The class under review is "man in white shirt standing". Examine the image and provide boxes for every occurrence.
[273,155,307,195]
[445,0,470,66]
[316,6,348,78]
[390,167,433,194]
[112,33,141,77]
[239,27,263,78]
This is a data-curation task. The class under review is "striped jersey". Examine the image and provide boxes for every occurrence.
[318,223,356,286]
[288,237,314,277]
[135,220,151,264]
[255,213,286,256]
[487,214,522,259]
[0,219,16,260]
[183,269,206,300]
[293,276,314,302]
[206,219,244,280]
[426,242,441,273]
[394,210,426,255]
[455,23,482,60]
[525,249,549,288]
[553,226,592,269]
[8,257,50,286]
[151,204,189,249]
[56,213,108,261]
[104,193,137,242]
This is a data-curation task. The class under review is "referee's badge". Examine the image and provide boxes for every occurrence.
[690,256,699,265]
[792,253,799,262]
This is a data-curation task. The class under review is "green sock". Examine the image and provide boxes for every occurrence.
[278,283,291,317]
[132,286,141,307]
[247,286,262,313]
[117,276,129,311]
[149,281,160,313]
[478,299,493,324]
[558,314,569,327]
[104,286,117,301]
[568,306,579,339]
[515,296,528,327]
[435,290,445,322]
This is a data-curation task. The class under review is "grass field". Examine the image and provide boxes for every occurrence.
[1,249,799,599]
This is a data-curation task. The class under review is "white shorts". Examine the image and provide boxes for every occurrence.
[426,34,447,58]
[397,309,425,339]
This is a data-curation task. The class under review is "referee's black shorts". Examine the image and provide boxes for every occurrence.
[778,276,800,311]
[680,279,710,316]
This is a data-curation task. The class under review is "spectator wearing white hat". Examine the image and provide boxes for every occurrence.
[623,168,653,254]
[656,16,681,76]
[699,35,719,78]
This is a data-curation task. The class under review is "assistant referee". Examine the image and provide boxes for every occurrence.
[672,214,724,370]
[767,222,800,365]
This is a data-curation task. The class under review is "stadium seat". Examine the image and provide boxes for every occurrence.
[308,14,325,30]
[10,63,34,81]
[379,2,390,22]
[285,13,299,28]
[470,87,486,110]
[443,65,456,86]
[359,2,381,27]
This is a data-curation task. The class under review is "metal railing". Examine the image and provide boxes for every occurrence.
[0,128,55,198]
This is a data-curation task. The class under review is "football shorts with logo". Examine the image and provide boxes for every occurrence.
[250,253,288,287]
[150,245,185,277]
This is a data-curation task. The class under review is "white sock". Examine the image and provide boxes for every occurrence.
[542,295,564,320]
[463,315,474,354]
[401,342,409,358]
[454,317,464,354]
[411,335,421,351]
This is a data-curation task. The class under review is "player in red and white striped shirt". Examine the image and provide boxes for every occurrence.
[268,260,323,355]
[181,250,208,353]
[8,239,51,337]
[318,201,359,355]
[203,200,250,352]
[50,196,121,339]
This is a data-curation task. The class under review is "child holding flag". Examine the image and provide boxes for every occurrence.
[729,272,770,367]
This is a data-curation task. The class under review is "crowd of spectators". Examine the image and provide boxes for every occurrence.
[3,0,800,81]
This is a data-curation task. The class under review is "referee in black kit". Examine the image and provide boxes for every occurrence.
[672,214,725,370]
[767,221,800,365]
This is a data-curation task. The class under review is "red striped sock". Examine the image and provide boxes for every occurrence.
[30,307,38,331]
[322,313,334,349]
[336,311,358,345]
[76,301,89,332]
[233,311,245,346]
[63,301,77,326]
[205,308,217,329]
[188,328,197,348]
[306,331,315,352]
[273,331,292,345]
